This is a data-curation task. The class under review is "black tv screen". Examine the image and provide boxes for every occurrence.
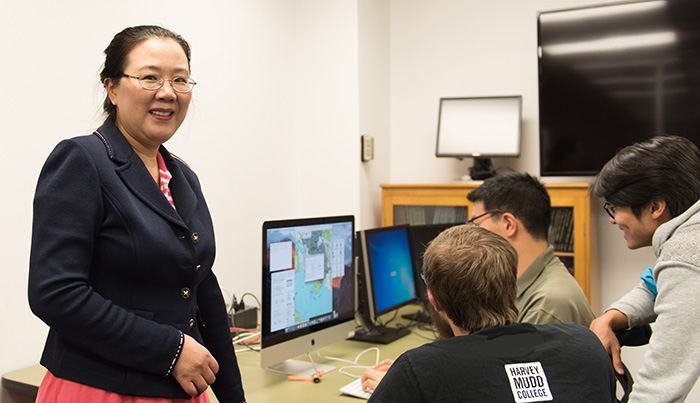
[538,0,700,176]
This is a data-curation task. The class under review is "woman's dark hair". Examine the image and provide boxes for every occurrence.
[593,135,700,218]
[99,25,192,122]
[467,172,551,241]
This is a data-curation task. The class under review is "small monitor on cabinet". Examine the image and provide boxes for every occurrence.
[260,215,355,376]
[436,95,522,180]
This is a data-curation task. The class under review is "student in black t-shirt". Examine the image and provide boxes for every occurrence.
[366,225,615,403]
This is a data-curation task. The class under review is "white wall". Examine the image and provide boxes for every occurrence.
[0,2,361,403]
[359,0,391,231]
[292,1,361,220]
[389,0,577,183]
[388,0,696,399]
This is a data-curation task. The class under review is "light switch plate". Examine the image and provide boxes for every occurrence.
[361,135,374,162]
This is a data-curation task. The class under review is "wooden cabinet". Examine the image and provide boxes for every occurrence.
[381,183,599,310]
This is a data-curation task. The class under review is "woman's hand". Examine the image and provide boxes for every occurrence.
[361,358,395,391]
[590,309,629,375]
[172,334,219,396]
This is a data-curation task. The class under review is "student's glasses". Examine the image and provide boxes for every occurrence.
[603,202,616,219]
[467,210,504,226]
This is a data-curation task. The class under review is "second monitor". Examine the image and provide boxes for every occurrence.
[404,222,460,323]
[352,225,417,344]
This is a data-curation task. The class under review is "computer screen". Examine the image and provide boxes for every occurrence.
[436,96,522,158]
[261,215,355,376]
[538,1,700,176]
[436,96,522,179]
[405,223,460,322]
[352,225,417,344]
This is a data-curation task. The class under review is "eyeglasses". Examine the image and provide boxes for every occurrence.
[467,210,504,226]
[603,202,616,219]
[120,73,196,93]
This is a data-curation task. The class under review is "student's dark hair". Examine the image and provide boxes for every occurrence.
[467,172,551,240]
[593,135,700,218]
[99,25,192,122]
[422,225,518,333]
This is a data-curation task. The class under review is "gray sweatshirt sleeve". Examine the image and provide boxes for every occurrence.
[608,282,657,328]
[628,264,700,403]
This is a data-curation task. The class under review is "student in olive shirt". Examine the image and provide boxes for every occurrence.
[467,172,595,326]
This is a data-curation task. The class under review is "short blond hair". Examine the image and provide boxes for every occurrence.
[423,225,518,332]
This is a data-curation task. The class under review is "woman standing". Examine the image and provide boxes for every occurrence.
[28,25,246,402]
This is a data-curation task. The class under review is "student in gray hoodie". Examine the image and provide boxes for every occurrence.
[591,135,700,403]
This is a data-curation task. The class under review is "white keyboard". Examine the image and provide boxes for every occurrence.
[339,378,373,399]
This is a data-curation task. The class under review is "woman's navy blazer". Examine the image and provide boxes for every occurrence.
[28,119,245,402]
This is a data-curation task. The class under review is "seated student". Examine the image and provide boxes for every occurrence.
[466,172,595,326]
[366,225,615,403]
[590,135,700,402]
[362,173,596,391]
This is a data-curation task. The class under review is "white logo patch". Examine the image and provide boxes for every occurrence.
[504,362,553,402]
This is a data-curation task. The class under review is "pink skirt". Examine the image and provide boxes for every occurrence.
[36,371,211,403]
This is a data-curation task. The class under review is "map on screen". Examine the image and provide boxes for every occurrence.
[267,223,349,333]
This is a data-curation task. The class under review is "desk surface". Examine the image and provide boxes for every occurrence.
[2,308,434,403]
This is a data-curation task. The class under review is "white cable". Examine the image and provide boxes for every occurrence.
[232,331,260,345]
[316,347,381,378]
[232,330,261,353]
[220,287,232,311]
[235,346,260,353]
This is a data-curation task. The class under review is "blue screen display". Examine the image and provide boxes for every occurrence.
[366,227,417,313]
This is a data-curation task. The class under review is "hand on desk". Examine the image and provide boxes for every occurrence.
[361,358,394,391]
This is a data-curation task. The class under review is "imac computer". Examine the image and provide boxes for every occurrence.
[352,225,417,344]
[436,96,522,180]
[261,215,356,376]
[403,223,460,323]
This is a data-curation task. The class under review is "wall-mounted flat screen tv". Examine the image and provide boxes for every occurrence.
[538,0,700,176]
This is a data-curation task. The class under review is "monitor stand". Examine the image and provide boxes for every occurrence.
[401,309,431,324]
[264,359,336,377]
[466,157,496,180]
[349,326,410,344]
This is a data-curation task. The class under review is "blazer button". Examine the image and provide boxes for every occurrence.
[191,233,199,244]
[195,264,201,271]
[181,287,191,299]
[189,318,195,328]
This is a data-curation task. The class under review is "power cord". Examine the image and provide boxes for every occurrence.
[231,327,260,353]
[228,292,260,330]
[316,347,381,378]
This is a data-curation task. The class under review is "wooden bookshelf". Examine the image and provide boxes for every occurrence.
[381,183,600,311]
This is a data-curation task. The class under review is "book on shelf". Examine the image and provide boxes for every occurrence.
[549,207,574,253]
[406,206,426,226]
[394,205,469,226]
